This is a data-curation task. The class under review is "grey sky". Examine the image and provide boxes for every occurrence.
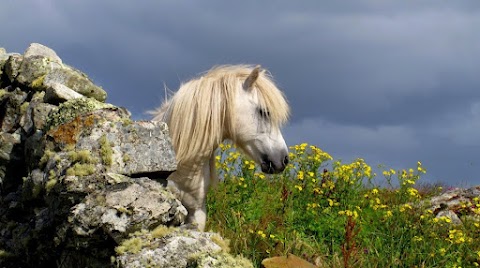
[2,0,480,185]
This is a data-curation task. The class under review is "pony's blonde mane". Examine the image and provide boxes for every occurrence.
[152,65,290,166]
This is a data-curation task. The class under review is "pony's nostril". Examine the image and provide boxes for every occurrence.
[283,155,289,166]
[267,160,274,173]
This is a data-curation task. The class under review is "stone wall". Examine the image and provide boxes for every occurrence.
[0,43,252,268]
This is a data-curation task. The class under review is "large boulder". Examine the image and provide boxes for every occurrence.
[0,43,251,268]
[426,186,480,225]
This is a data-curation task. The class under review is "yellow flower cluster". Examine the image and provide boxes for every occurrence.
[371,198,388,211]
[382,169,396,177]
[446,229,473,244]
[237,177,247,188]
[417,161,426,174]
[256,230,267,238]
[399,204,413,212]
[406,187,420,198]
[412,235,423,242]
[243,160,256,170]
[338,209,359,219]
[289,143,333,165]
[333,158,373,184]
[254,172,266,180]
[307,202,320,210]
[433,216,452,224]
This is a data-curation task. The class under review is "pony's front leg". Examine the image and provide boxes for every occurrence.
[168,160,212,231]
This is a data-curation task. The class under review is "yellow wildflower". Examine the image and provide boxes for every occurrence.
[412,236,423,242]
[407,187,420,198]
[313,187,323,195]
[399,204,412,212]
[255,173,266,179]
[257,230,266,238]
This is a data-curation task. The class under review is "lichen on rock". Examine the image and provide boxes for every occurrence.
[0,43,243,268]
[115,228,253,268]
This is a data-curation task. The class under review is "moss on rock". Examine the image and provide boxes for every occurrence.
[99,135,113,166]
[190,251,254,268]
[45,98,113,131]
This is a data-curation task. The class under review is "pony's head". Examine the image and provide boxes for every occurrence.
[228,66,290,174]
[153,65,290,174]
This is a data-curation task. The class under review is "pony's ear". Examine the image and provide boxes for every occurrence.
[243,65,261,90]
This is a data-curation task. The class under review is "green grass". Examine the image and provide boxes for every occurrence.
[206,143,480,268]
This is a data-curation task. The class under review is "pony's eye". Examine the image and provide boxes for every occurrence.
[258,108,270,119]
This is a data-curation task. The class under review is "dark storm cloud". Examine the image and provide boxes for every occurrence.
[2,0,480,184]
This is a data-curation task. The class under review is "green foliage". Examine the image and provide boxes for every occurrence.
[207,143,480,268]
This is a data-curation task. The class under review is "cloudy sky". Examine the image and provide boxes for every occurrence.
[2,0,480,186]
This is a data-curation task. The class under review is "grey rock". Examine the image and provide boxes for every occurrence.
[0,48,7,81]
[43,66,107,101]
[21,168,45,200]
[24,43,62,64]
[0,132,21,162]
[15,55,63,87]
[0,88,28,132]
[44,97,118,131]
[24,131,46,171]
[0,43,244,268]
[70,177,187,242]
[426,185,480,226]
[4,54,23,83]
[44,82,85,103]
[20,101,57,134]
[98,120,177,177]
[116,229,231,268]
[45,106,175,177]
[436,210,462,225]
[0,132,22,187]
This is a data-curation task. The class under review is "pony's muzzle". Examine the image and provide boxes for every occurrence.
[261,154,289,174]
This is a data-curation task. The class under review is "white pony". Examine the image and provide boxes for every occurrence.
[151,65,290,230]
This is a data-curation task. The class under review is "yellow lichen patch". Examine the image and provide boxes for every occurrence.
[45,179,57,192]
[39,150,55,167]
[115,237,144,255]
[30,74,46,89]
[68,150,97,164]
[122,153,130,163]
[0,89,8,98]
[190,251,254,268]
[151,225,176,239]
[211,234,231,253]
[99,135,113,166]
[20,102,29,114]
[65,163,96,177]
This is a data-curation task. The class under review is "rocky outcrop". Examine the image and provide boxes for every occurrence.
[0,43,252,268]
[426,186,480,225]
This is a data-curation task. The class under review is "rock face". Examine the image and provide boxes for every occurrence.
[426,186,480,225]
[0,43,251,268]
